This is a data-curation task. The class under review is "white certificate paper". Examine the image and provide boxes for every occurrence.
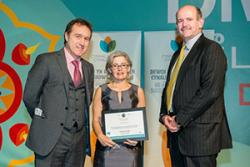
[103,107,148,141]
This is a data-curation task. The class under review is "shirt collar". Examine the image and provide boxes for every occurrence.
[64,47,81,63]
[184,33,202,51]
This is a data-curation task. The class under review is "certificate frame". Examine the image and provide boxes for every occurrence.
[102,107,148,142]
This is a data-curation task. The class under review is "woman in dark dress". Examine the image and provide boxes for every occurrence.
[92,51,146,167]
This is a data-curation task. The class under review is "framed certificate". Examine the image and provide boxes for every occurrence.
[102,107,148,142]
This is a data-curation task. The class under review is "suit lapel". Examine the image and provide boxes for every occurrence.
[55,49,71,95]
[80,58,91,105]
[174,35,205,92]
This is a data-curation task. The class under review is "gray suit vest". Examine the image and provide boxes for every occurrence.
[64,78,86,130]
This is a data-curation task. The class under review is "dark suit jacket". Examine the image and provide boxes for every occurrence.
[23,49,94,156]
[160,34,232,156]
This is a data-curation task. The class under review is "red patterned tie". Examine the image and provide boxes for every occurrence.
[72,60,82,87]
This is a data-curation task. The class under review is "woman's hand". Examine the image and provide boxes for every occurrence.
[123,139,138,146]
[97,134,117,147]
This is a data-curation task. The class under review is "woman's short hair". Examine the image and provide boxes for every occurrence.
[105,50,132,81]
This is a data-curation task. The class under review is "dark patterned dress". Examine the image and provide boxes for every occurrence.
[93,83,142,167]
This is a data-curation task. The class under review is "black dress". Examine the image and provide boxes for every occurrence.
[93,83,142,167]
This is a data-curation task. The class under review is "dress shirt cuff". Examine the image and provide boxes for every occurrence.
[159,113,167,124]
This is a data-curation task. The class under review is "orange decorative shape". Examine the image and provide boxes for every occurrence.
[0,2,60,52]
[8,154,34,167]
[9,123,29,146]
[162,131,172,167]
[90,130,97,161]
[105,36,111,44]
[0,69,16,116]
[12,43,30,65]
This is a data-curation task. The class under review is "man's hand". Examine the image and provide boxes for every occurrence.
[162,115,180,132]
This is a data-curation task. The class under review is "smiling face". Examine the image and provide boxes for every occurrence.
[64,24,91,58]
[111,56,131,82]
[176,6,204,41]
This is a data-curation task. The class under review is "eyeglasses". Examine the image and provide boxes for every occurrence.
[111,64,129,69]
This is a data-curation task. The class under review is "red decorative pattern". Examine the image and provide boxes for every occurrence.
[0,29,6,61]
[9,123,29,146]
[12,43,30,65]
[239,83,250,105]
[0,127,2,150]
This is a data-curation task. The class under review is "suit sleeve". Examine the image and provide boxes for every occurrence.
[159,82,168,124]
[176,42,227,127]
[23,54,49,117]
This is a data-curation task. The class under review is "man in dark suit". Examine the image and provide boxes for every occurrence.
[23,18,94,167]
[159,5,232,167]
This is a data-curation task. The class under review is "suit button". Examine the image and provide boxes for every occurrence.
[65,107,68,110]
[76,98,79,101]
[60,123,64,126]
[75,109,79,111]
